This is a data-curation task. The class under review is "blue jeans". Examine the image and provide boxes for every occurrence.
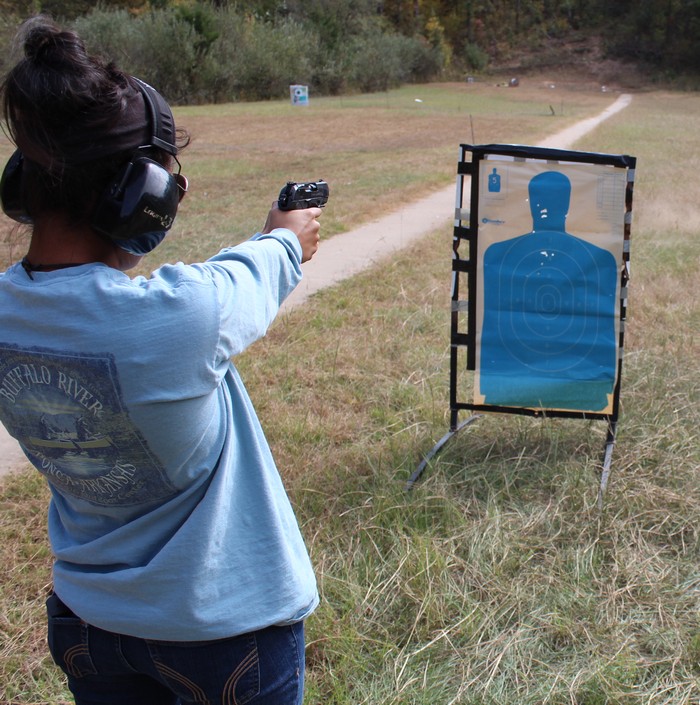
[46,593,306,705]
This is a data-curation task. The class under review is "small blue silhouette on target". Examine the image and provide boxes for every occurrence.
[480,170,618,411]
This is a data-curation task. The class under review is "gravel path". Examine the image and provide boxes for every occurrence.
[0,93,632,479]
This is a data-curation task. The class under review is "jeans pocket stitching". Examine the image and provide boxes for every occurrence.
[223,643,260,705]
[153,659,210,703]
[48,619,98,679]
[63,641,92,678]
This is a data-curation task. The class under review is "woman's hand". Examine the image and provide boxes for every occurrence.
[262,203,322,263]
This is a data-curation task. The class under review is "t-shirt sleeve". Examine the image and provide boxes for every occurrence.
[197,228,303,358]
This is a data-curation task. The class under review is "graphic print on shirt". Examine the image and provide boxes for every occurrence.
[0,344,175,506]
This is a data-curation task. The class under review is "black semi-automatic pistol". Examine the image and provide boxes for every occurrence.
[277,180,329,210]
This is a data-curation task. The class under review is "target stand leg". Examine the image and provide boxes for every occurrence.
[406,415,482,490]
[597,420,617,510]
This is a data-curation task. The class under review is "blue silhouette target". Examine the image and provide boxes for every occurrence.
[479,170,619,411]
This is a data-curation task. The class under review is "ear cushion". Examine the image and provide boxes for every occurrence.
[91,156,181,255]
[0,150,33,224]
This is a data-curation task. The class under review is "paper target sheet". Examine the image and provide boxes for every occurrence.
[452,145,634,419]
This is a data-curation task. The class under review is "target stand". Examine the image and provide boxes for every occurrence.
[407,144,636,508]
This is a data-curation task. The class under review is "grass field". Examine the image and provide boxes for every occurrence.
[1,79,699,704]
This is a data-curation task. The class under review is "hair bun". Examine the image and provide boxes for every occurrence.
[21,17,86,67]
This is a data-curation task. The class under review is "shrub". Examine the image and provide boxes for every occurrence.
[395,34,445,83]
[213,15,317,102]
[345,30,403,93]
[344,27,442,93]
[74,8,201,104]
[463,41,489,71]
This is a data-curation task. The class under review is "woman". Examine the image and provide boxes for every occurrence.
[0,15,321,705]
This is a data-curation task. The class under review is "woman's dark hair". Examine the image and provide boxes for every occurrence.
[0,15,188,224]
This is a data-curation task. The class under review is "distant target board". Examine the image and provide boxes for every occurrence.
[452,144,635,419]
[290,84,309,106]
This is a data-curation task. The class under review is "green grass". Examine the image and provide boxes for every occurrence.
[2,81,699,703]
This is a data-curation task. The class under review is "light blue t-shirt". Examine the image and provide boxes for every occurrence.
[0,229,318,640]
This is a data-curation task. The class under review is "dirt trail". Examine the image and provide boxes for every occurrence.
[0,94,632,479]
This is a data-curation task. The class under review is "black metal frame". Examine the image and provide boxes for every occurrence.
[408,144,636,506]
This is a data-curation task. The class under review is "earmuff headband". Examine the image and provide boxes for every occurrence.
[132,77,178,157]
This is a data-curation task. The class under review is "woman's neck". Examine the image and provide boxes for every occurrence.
[25,213,141,272]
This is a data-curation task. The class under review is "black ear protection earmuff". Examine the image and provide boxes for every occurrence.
[0,77,187,255]
[0,149,31,225]
[90,151,186,255]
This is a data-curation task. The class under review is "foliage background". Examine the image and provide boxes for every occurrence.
[0,0,699,104]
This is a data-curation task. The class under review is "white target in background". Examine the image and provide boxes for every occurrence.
[289,84,309,106]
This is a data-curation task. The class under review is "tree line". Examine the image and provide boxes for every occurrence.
[0,0,697,105]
